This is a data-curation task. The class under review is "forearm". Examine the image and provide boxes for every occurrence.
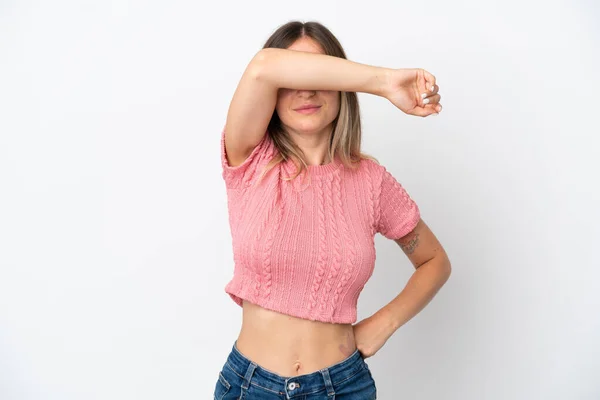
[253,48,391,97]
[376,258,451,333]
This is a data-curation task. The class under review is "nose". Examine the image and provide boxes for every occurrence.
[297,89,316,97]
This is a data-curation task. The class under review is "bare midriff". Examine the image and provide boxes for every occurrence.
[235,300,357,377]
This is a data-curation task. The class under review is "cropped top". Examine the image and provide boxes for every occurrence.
[220,129,420,324]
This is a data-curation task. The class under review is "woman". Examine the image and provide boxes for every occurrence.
[215,20,451,399]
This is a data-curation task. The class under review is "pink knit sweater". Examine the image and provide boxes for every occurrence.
[220,129,420,324]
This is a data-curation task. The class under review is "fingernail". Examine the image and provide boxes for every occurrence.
[421,93,427,99]
[423,98,430,104]
[431,85,435,91]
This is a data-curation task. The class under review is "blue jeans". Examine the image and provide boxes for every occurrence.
[214,341,377,399]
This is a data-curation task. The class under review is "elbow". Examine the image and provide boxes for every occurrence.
[441,259,452,282]
[439,254,452,274]
[436,249,452,277]
[428,255,452,279]
[249,48,274,82]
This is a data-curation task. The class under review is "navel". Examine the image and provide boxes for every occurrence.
[293,361,302,373]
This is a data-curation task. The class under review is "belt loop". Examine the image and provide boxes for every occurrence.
[242,361,257,390]
[320,368,335,397]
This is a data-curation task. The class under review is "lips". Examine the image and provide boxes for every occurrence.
[295,105,321,111]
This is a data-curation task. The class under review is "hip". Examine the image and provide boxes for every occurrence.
[214,341,377,399]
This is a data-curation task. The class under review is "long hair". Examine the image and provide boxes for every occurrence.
[259,20,378,182]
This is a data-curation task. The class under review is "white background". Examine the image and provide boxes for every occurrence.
[1,0,599,399]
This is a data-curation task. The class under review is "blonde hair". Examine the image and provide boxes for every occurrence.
[259,20,378,182]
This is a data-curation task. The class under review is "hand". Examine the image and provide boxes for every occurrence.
[384,68,442,117]
[352,313,396,359]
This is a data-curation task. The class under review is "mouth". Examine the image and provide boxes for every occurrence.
[295,105,321,114]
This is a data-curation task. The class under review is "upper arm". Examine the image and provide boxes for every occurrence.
[375,164,450,269]
[224,49,279,167]
[393,218,450,269]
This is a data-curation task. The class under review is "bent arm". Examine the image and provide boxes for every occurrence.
[224,50,279,167]
[224,48,392,167]
[254,48,392,97]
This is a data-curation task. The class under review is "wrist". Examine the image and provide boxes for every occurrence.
[372,67,393,99]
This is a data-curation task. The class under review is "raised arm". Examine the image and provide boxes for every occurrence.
[224,48,440,166]
[255,48,444,112]
[253,48,391,96]
[223,50,279,168]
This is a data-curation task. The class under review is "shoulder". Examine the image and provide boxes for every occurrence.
[354,157,412,195]
[353,157,387,180]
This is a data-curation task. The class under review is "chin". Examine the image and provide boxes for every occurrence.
[286,120,332,135]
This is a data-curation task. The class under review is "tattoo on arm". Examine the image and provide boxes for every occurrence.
[398,233,419,255]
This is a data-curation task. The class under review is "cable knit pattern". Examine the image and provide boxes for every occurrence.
[376,166,421,240]
[308,176,327,311]
[330,168,356,316]
[319,172,343,314]
[220,129,421,324]
[261,185,282,299]
[365,164,378,237]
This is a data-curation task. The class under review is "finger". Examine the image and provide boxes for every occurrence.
[420,85,439,102]
[420,92,441,109]
[410,104,439,117]
[423,102,442,114]
[422,69,436,93]
[422,94,441,106]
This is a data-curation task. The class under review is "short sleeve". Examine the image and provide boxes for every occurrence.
[220,128,275,189]
[376,167,421,239]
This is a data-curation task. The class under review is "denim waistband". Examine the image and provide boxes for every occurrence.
[226,341,366,398]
